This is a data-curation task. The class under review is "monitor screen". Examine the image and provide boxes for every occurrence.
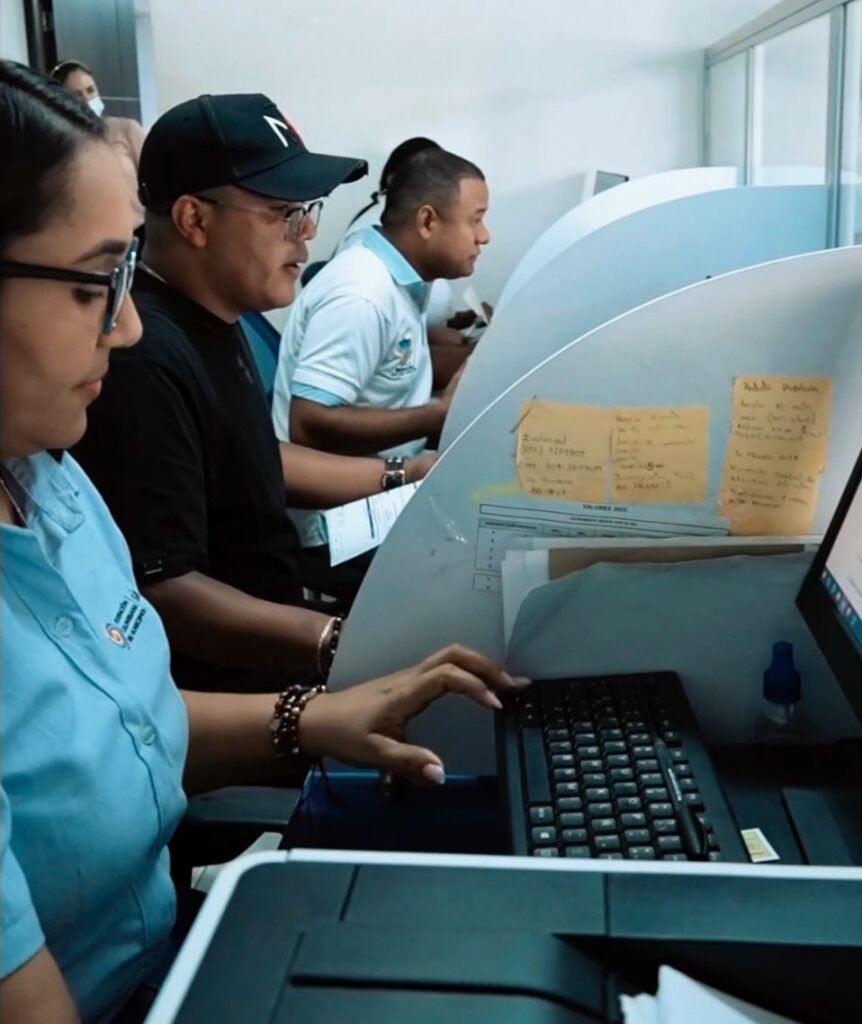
[797,445,862,718]
[823,482,862,651]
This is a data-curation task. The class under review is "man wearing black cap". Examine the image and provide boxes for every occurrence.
[75,93,433,693]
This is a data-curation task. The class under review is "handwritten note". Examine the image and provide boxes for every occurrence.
[611,407,710,504]
[516,401,611,503]
[719,376,832,535]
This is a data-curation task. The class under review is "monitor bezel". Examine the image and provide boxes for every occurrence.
[796,443,862,721]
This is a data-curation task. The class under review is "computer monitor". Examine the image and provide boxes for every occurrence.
[593,170,629,195]
[797,443,862,720]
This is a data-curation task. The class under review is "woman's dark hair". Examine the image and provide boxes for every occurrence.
[50,59,93,86]
[0,60,104,256]
[341,136,441,237]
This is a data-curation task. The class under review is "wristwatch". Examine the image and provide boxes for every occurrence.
[381,456,407,490]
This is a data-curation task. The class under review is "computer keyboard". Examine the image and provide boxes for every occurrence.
[497,672,748,862]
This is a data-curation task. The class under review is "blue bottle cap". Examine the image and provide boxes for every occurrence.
[763,641,801,703]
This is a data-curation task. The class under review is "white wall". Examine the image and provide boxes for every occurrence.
[147,0,777,301]
[0,0,29,63]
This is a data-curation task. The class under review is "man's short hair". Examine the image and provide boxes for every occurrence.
[381,148,485,228]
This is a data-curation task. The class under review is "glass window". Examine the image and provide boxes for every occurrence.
[708,53,747,174]
[756,14,832,185]
[839,0,862,244]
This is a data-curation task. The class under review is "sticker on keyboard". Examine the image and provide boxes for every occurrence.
[741,827,780,863]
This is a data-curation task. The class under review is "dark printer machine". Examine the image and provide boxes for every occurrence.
[148,445,862,1024]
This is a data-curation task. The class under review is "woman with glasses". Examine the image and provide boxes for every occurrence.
[0,62,522,1024]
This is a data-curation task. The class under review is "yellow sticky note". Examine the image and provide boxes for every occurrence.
[720,376,832,535]
[516,401,611,503]
[611,407,710,505]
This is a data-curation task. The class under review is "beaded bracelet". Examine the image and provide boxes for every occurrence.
[270,684,326,760]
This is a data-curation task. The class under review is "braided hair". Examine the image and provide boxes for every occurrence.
[0,60,104,256]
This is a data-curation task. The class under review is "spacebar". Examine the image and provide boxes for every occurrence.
[521,728,550,803]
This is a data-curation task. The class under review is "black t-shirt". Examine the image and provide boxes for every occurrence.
[75,270,302,691]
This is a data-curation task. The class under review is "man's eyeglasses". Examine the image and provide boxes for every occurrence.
[0,239,138,336]
[193,195,323,241]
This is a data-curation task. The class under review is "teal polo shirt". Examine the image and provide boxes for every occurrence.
[0,452,188,1022]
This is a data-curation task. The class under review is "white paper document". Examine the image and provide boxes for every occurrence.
[324,484,419,566]
[621,966,801,1024]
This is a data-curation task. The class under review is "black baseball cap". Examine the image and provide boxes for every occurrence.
[138,93,368,210]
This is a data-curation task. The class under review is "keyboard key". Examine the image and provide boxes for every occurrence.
[696,813,711,829]
[678,777,698,792]
[636,759,660,772]
[588,802,613,817]
[596,835,622,852]
[554,768,577,781]
[533,847,559,857]
[579,760,602,773]
[626,724,648,735]
[555,782,580,796]
[707,832,719,851]
[640,774,664,788]
[664,853,688,861]
[624,829,651,845]
[648,802,674,818]
[571,722,594,733]
[683,792,704,810]
[653,819,679,835]
[709,851,723,862]
[621,812,647,827]
[562,828,589,843]
[599,852,624,859]
[613,782,639,797]
[532,826,557,845]
[663,730,682,747]
[564,846,592,858]
[670,749,686,764]
[607,754,630,768]
[632,745,654,757]
[627,846,656,860]
[601,729,624,741]
[658,835,683,852]
[583,774,608,787]
[585,787,611,801]
[529,806,554,825]
[676,763,693,778]
[559,812,586,827]
[546,728,569,740]
[592,817,617,834]
[557,797,583,812]
[552,754,575,767]
[609,768,635,781]
[643,787,669,801]
[549,741,573,754]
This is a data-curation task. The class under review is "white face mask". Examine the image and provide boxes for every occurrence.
[88,95,105,117]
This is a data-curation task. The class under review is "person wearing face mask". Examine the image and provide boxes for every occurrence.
[51,59,145,226]
[0,60,524,1024]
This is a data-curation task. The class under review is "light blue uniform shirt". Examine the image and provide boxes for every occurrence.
[0,452,188,1023]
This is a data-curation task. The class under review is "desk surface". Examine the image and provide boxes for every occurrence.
[147,851,862,1024]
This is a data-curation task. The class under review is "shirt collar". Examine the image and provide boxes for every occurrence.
[357,226,430,312]
[3,452,84,535]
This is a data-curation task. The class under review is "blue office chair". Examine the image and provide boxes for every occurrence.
[240,311,282,403]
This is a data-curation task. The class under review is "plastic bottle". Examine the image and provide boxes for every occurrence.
[754,641,808,743]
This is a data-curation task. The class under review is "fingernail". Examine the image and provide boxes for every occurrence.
[512,675,532,687]
[422,763,446,785]
[485,692,504,710]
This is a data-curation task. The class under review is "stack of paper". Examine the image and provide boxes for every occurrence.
[323,483,419,566]
[621,966,802,1024]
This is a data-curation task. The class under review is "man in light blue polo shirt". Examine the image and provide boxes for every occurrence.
[1,452,189,1022]
[272,147,490,548]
